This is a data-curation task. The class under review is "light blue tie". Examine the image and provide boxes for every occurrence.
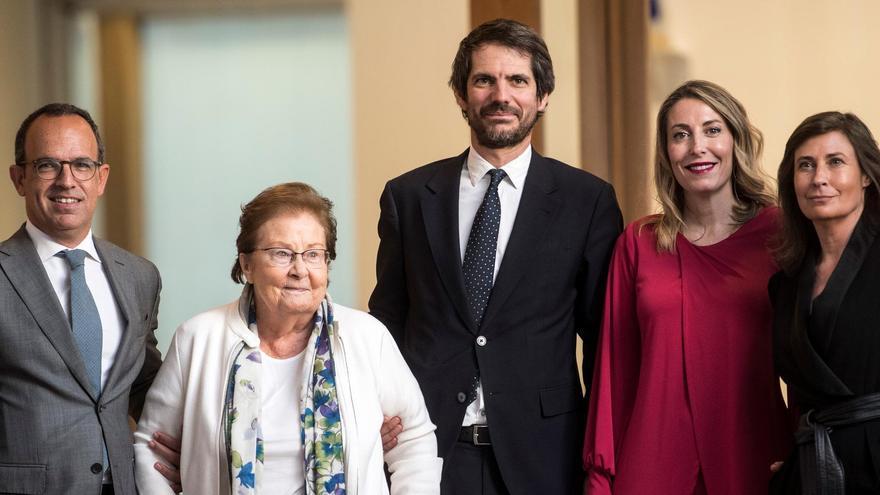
[60,249,110,474]
[60,249,103,395]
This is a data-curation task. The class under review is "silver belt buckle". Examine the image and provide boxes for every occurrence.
[472,425,490,446]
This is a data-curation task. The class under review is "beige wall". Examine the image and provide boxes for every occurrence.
[10,1,879,307]
[347,0,586,306]
[659,0,880,181]
[0,1,41,234]
[540,0,580,168]
[348,0,470,307]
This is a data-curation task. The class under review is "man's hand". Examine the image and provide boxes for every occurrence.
[150,431,182,493]
[381,415,403,452]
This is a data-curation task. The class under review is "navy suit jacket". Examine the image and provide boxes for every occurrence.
[370,150,622,494]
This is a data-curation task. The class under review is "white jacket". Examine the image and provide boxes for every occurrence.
[134,298,441,494]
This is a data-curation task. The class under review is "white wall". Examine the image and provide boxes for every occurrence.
[142,10,354,351]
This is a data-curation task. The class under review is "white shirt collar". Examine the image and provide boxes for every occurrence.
[25,221,101,264]
[465,145,532,189]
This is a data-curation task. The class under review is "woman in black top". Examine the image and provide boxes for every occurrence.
[771,111,880,494]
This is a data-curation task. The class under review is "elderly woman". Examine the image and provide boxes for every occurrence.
[770,112,880,494]
[582,80,792,494]
[134,182,441,494]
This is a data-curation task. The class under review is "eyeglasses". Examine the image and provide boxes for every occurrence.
[18,157,101,181]
[255,247,329,269]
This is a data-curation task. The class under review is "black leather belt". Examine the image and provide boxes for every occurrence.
[459,424,491,446]
[795,392,880,495]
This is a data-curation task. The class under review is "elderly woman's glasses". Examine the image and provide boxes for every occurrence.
[18,157,102,181]
[256,247,328,269]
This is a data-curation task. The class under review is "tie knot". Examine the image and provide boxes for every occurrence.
[60,249,88,269]
[487,169,507,189]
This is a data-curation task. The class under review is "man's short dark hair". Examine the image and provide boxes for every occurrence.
[14,103,105,165]
[449,18,555,102]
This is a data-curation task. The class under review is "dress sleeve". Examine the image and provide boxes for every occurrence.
[582,227,642,495]
[133,330,186,495]
[375,328,443,495]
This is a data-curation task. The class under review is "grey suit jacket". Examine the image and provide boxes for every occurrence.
[0,225,162,495]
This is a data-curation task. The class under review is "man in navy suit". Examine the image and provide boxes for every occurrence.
[370,19,623,494]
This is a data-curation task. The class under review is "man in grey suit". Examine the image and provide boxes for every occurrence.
[0,103,162,494]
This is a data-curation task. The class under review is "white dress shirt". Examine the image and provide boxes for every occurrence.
[458,145,531,426]
[26,221,125,393]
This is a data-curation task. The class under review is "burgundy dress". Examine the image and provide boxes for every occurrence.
[583,207,792,494]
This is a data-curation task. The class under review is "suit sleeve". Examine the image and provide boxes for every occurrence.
[369,182,409,346]
[376,328,442,494]
[582,228,640,495]
[129,266,163,420]
[576,183,624,387]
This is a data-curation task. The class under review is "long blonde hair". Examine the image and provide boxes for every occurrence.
[645,80,776,252]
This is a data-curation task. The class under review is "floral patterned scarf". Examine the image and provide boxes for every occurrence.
[301,297,346,494]
[224,288,346,494]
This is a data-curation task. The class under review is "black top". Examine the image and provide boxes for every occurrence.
[770,213,880,493]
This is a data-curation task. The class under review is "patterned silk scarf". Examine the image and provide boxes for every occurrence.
[224,288,346,494]
[301,298,347,495]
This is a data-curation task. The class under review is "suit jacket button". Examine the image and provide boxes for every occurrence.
[90,463,103,474]
[457,392,467,403]
[476,336,487,346]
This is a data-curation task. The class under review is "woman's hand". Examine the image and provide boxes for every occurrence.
[381,415,403,452]
[770,461,784,473]
[150,431,182,493]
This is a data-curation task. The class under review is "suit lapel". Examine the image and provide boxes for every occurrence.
[95,239,136,401]
[788,217,880,399]
[789,262,852,397]
[420,150,477,333]
[808,215,878,355]
[0,226,98,401]
[481,153,559,328]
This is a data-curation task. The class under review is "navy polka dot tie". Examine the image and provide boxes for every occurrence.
[463,168,507,327]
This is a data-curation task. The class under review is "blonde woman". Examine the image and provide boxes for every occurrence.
[583,80,792,494]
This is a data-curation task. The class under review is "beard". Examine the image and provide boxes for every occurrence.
[467,102,538,149]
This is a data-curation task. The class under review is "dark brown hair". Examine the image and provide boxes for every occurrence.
[15,103,105,164]
[776,111,880,273]
[449,18,554,107]
[230,182,337,284]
